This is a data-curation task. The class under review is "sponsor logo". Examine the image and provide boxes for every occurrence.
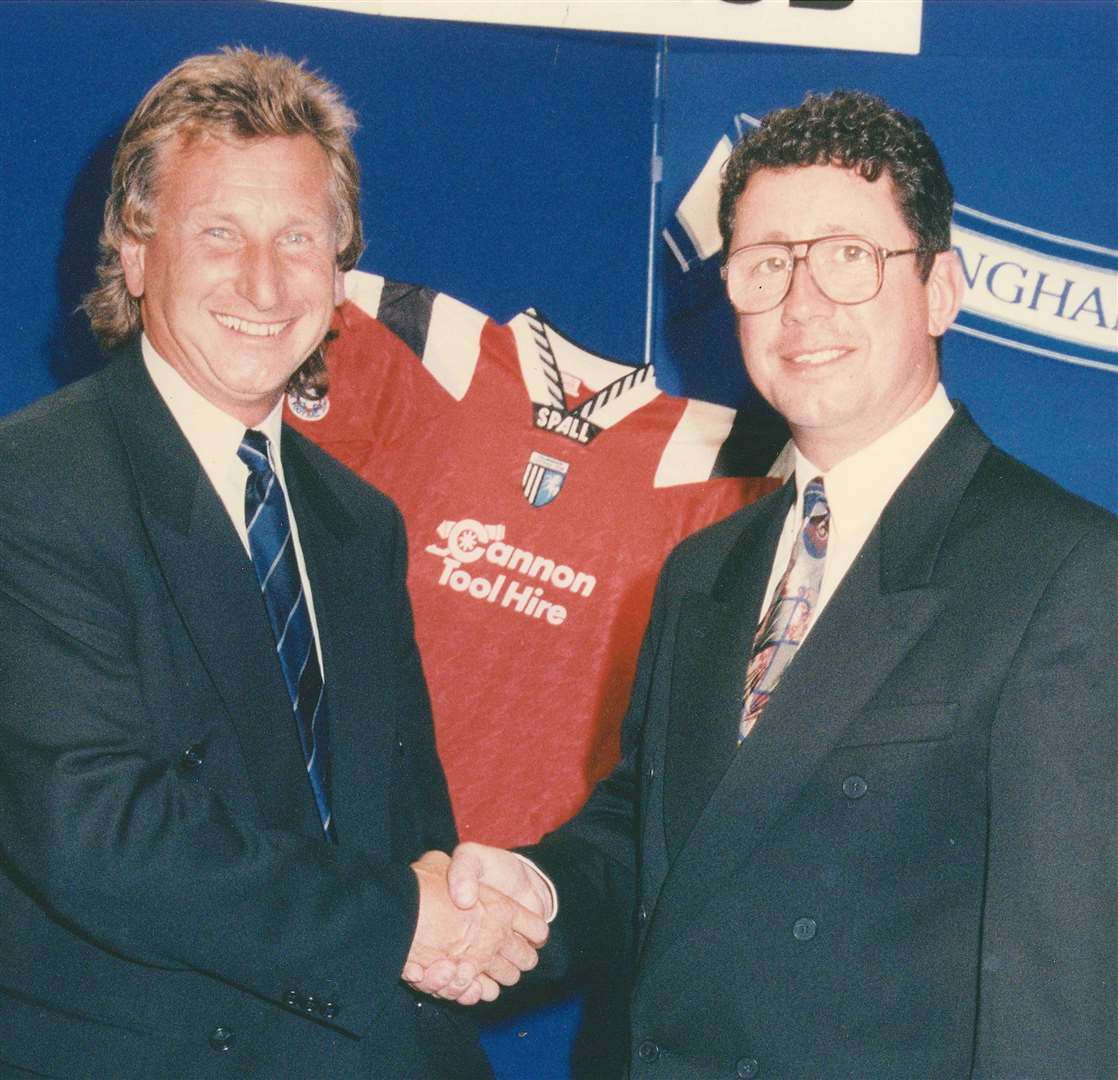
[424,518,597,627]
[532,405,601,446]
[286,389,330,421]
[522,450,570,507]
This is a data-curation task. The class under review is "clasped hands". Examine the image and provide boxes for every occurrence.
[403,843,553,1005]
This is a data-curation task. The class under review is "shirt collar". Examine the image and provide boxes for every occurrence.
[792,384,954,536]
[141,334,287,475]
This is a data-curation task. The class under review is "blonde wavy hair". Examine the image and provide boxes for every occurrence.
[82,47,363,398]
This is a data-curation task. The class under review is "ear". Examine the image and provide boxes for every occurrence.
[333,265,346,307]
[120,234,147,299]
[925,249,964,338]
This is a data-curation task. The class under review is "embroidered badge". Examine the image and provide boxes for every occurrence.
[522,451,570,508]
[287,389,330,421]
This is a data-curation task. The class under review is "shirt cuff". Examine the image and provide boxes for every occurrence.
[511,852,558,922]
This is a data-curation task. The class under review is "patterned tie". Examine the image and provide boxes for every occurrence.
[238,429,334,840]
[740,477,830,741]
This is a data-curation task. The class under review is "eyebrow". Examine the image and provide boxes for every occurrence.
[277,216,334,232]
[187,208,334,232]
[756,224,851,243]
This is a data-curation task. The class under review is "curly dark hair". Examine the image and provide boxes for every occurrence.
[717,90,954,281]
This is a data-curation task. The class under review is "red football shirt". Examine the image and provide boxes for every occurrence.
[287,272,784,846]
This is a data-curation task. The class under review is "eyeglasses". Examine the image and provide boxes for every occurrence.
[720,234,919,315]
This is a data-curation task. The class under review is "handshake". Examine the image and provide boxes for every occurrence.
[403,843,553,1006]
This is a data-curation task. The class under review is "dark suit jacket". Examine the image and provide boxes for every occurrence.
[0,347,492,1079]
[531,407,1117,1080]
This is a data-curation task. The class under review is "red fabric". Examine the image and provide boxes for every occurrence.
[289,296,777,846]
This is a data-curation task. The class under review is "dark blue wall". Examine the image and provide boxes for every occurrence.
[653,1,1116,511]
[1,3,1113,1077]
[3,2,1114,513]
[1,1,654,412]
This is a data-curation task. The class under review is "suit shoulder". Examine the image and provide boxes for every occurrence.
[0,374,123,506]
[282,423,402,524]
[0,374,110,456]
[970,444,1117,542]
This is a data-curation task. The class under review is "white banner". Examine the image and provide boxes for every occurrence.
[953,224,1117,355]
[271,0,923,55]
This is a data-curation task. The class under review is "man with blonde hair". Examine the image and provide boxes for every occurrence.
[0,48,544,1078]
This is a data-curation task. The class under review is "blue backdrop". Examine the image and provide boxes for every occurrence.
[2,2,1114,1077]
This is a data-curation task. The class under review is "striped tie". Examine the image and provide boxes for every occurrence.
[238,429,334,840]
[740,477,830,741]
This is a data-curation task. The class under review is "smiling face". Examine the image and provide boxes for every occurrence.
[120,132,345,426]
[729,164,962,470]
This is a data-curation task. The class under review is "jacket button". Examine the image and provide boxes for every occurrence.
[284,989,300,1008]
[322,1000,340,1019]
[209,1026,235,1051]
[842,774,867,799]
[303,994,318,1015]
[736,1058,759,1079]
[180,744,204,770]
[792,917,817,941]
[637,1039,660,1062]
[638,905,648,924]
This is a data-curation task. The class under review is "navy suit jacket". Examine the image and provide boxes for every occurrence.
[0,346,492,1078]
[531,407,1117,1080]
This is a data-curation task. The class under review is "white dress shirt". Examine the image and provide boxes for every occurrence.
[760,383,955,639]
[141,336,325,668]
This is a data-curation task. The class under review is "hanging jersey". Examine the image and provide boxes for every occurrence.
[287,270,784,846]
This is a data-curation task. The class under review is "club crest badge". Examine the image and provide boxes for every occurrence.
[522,451,569,508]
[286,389,330,422]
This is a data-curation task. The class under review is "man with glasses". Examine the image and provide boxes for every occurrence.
[417,91,1116,1079]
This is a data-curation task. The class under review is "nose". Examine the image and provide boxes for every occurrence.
[236,242,282,311]
[780,253,833,325]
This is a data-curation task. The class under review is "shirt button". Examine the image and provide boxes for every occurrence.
[736,1057,759,1079]
[842,774,868,799]
[209,1026,236,1051]
[636,1039,660,1062]
[180,744,204,770]
[792,917,817,941]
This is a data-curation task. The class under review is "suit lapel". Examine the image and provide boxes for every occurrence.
[280,431,396,853]
[639,408,992,992]
[662,484,791,862]
[101,350,320,835]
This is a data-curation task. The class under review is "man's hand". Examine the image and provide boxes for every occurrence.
[446,842,554,920]
[402,850,549,1006]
